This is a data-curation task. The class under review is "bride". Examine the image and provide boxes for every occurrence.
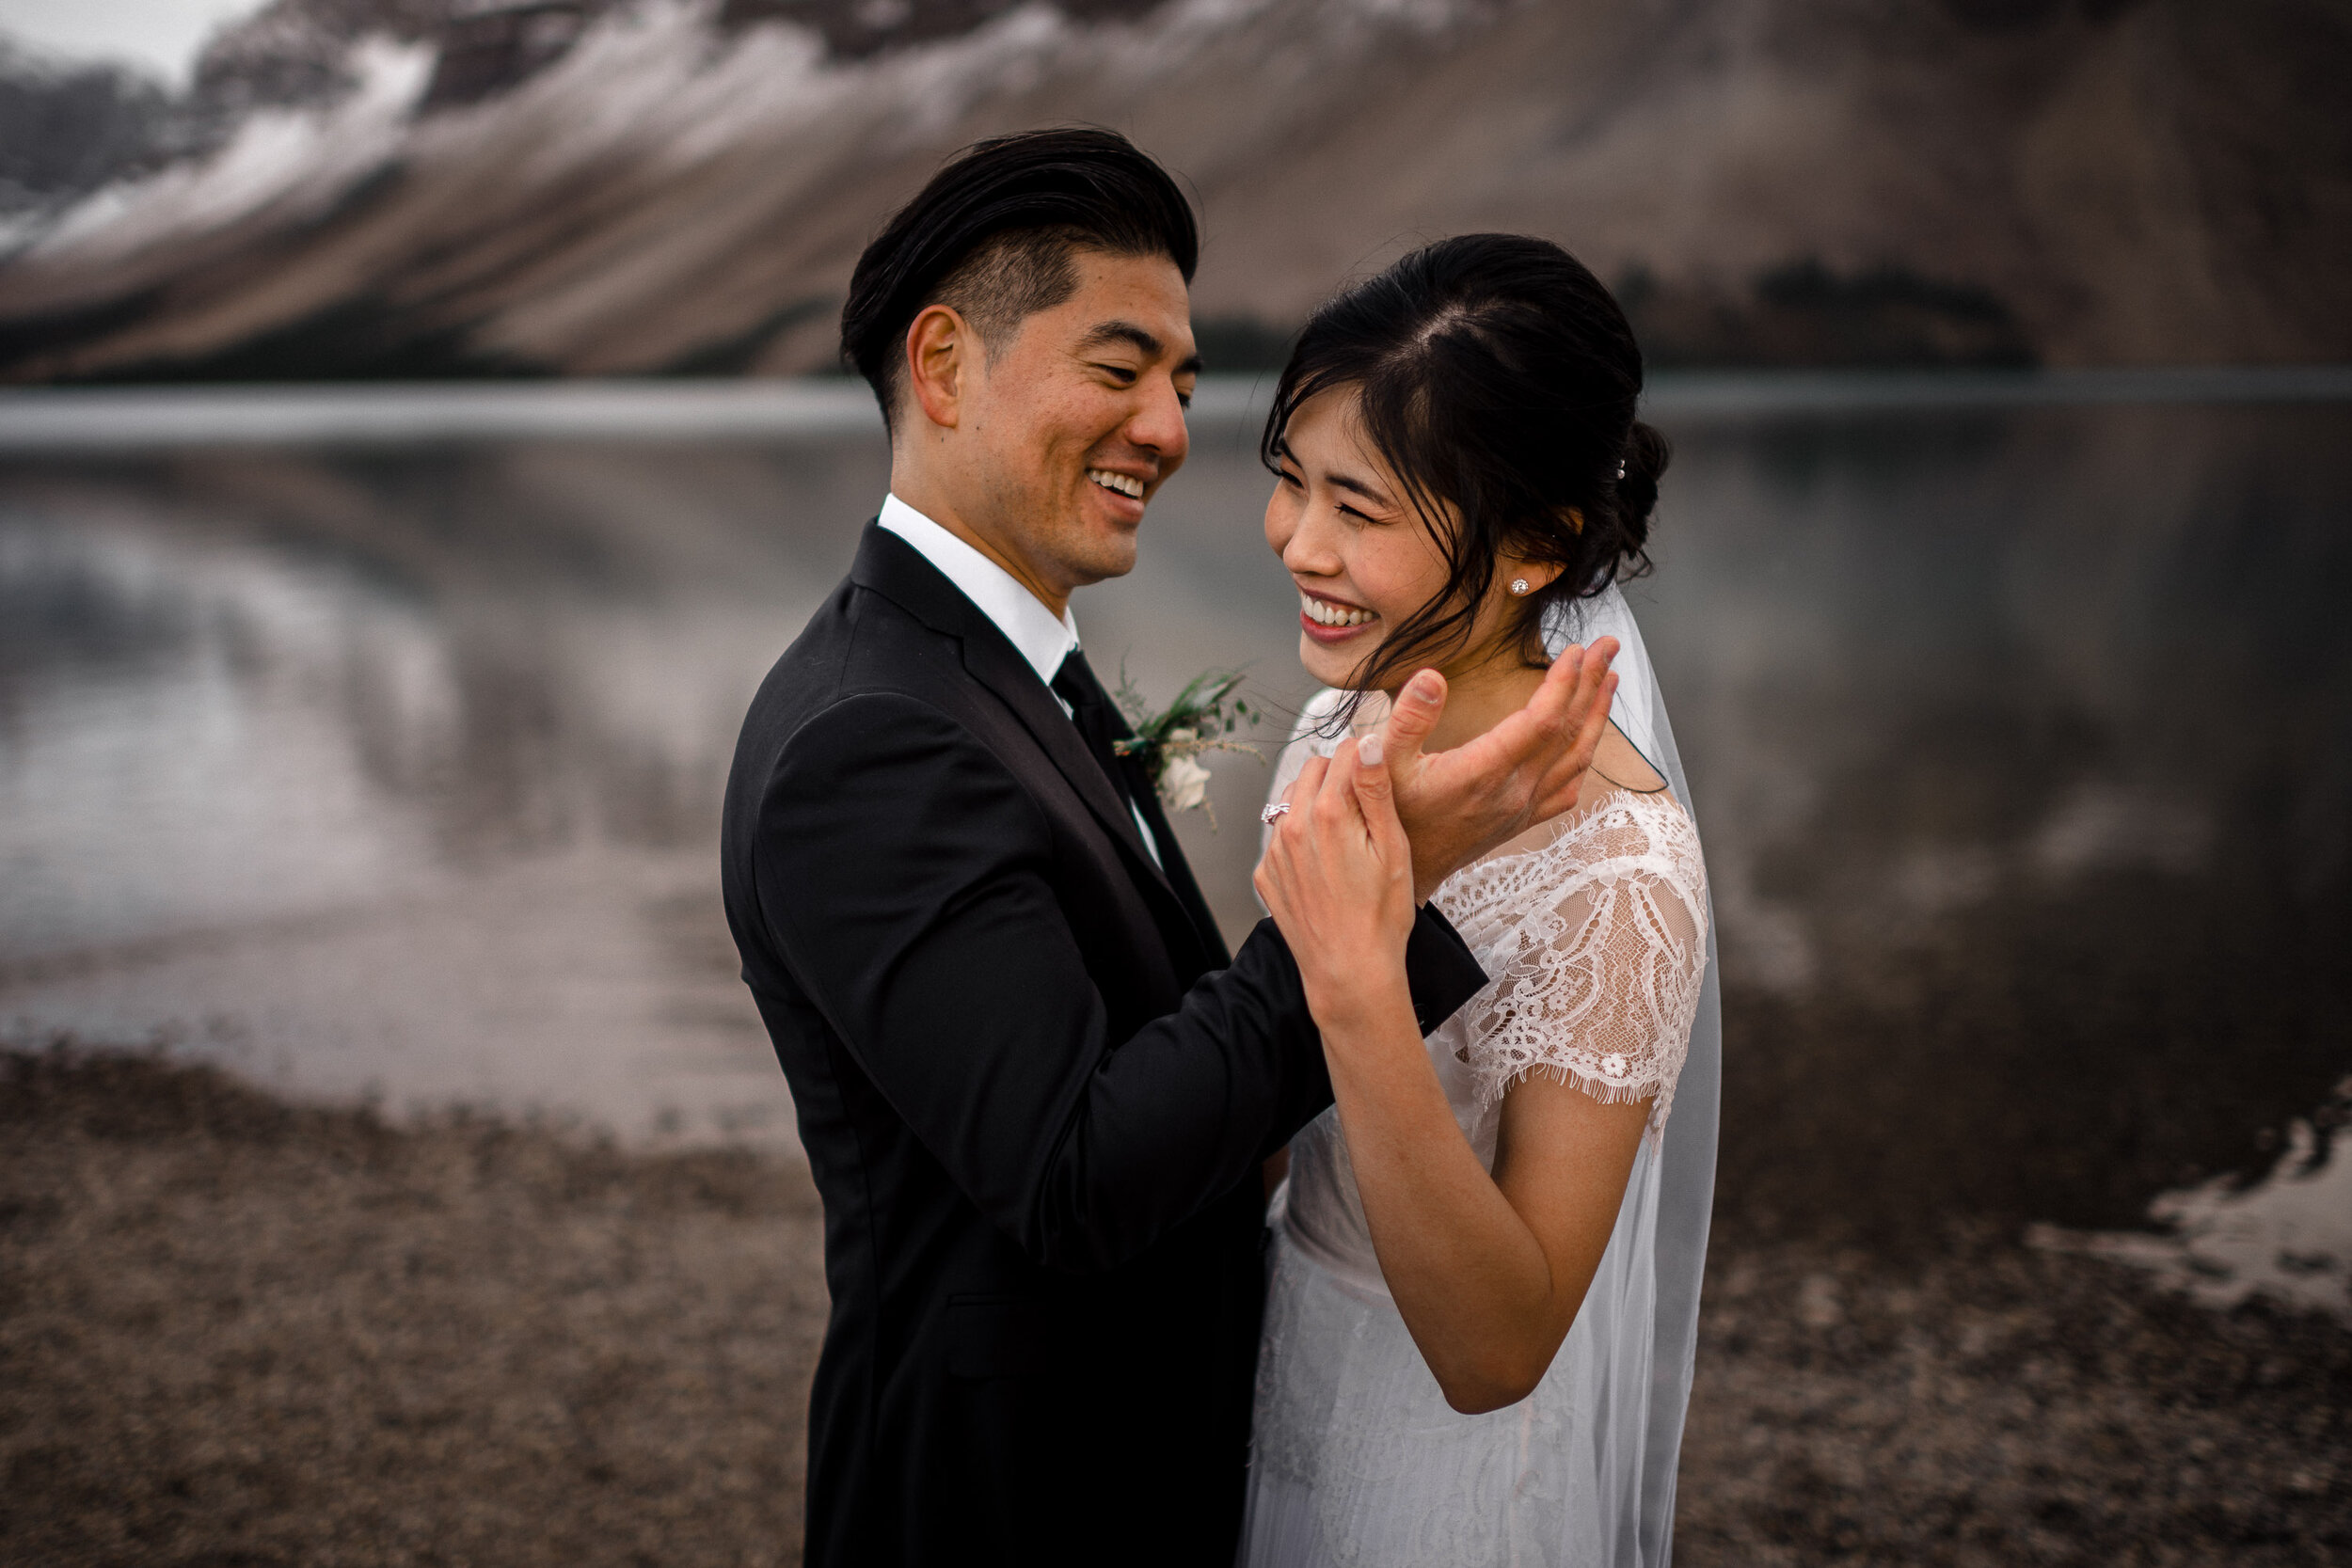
[1244,234,1722,1567]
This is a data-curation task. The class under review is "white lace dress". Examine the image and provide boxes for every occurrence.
[1243,693,1711,1568]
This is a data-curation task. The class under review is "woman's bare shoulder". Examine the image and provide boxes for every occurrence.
[1586,720,1667,800]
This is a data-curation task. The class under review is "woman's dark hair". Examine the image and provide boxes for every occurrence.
[842,126,1199,429]
[1262,232,1667,705]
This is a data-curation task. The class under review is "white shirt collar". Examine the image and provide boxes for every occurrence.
[875,493,1160,867]
[878,494,1078,692]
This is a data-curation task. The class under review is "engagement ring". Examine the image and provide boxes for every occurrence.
[1259,802,1292,824]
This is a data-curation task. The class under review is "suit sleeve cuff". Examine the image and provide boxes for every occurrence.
[1403,903,1486,1037]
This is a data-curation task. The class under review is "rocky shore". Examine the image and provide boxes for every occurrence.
[4,1049,2345,1566]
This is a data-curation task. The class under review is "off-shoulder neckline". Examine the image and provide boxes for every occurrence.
[1456,785,1691,876]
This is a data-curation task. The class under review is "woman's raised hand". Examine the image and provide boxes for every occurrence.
[1253,732,1419,1026]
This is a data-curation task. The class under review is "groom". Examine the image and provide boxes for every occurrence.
[722,129,1613,1566]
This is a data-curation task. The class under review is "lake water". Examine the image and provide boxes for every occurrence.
[2,374,2346,1309]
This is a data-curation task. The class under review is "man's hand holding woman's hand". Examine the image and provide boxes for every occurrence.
[1258,641,1620,1028]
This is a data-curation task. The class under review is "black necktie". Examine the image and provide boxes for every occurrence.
[1050,648,1136,809]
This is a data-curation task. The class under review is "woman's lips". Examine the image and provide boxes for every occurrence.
[1298,589,1377,645]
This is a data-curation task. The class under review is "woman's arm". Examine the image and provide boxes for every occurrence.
[1255,724,1670,1415]
[1313,995,1649,1413]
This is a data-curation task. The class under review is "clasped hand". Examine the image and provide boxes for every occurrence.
[1384,639,1621,904]
[1253,729,1419,1024]
[1255,640,1620,1017]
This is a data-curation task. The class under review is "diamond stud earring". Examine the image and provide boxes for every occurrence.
[1510,578,1531,595]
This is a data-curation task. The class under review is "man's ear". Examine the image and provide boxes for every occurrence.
[904,304,973,432]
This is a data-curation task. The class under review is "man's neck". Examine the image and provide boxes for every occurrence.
[888,470,1071,619]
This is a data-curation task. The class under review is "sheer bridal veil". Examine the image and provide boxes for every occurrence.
[1548,583,1722,1565]
[1264,583,1722,1566]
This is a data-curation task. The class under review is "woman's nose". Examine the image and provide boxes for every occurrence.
[1283,504,1344,575]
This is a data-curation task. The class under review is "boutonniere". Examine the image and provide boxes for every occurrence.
[1112,667,1263,828]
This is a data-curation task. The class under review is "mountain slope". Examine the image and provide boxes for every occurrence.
[0,0,2345,380]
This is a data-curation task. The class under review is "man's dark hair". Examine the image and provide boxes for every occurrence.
[841,127,1200,429]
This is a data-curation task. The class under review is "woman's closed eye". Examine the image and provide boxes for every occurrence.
[1318,488,1393,528]
[1278,466,1379,524]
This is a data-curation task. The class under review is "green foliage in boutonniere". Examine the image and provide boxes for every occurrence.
[1111,667,1263,828]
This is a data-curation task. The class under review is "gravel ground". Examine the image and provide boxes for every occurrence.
[1677,1227,2349,1565]
[1,1050,827,1568]
[4,1049,2346,1567]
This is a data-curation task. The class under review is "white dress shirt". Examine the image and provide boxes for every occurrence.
[878,494,1161,866]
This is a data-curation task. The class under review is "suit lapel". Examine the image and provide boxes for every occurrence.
[850,525,1178,904]
[1118,742,1233,968]
[961,628,1169,884]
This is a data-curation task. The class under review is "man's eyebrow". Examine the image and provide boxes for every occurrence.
[1079,320,1202,376]
[1077,321,1163,356]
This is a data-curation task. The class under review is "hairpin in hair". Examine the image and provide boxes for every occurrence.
[1615,458,1628,481]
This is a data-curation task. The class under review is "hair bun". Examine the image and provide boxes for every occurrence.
[1615,420,1670,546]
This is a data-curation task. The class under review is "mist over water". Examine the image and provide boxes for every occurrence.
[1,383,2345,1306]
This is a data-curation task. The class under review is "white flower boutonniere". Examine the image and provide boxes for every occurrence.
[1112,668,1262,830]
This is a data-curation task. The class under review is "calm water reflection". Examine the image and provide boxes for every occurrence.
[1,388,2345,1298]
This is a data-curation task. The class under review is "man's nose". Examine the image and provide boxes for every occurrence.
[1126,375,1191,468]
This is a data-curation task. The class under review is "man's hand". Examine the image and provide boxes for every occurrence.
[1381,640,1620,903]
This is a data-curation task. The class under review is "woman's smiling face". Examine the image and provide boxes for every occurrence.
[1264,385,1459,693]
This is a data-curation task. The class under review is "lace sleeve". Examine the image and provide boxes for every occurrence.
[1440,794,1710,1138]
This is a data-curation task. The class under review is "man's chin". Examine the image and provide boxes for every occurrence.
[1065,529,1141,585]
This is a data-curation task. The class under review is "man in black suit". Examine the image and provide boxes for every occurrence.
[721,129,1618,1566]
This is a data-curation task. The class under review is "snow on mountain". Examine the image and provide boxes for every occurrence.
[0,0,2345,379]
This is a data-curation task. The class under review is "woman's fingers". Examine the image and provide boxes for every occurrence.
[1350,731,1387,801]
[1319,729,1363,822]
[1258,754,1326,906]
[1315,732,1415,906]
[1259,752,1326,900]
[1283,752,1329,818]
[1350,732,1411,872]
[1260,732,1416,986]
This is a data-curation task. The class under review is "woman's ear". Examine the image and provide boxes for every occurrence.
[1502,560,1566,598]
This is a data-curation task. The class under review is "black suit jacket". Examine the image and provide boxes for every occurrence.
[720,523,1486,1566]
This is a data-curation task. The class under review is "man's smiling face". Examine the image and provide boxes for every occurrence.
[948,249,1199,603]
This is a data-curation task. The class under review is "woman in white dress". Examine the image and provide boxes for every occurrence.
[1244,234,1721,1568]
